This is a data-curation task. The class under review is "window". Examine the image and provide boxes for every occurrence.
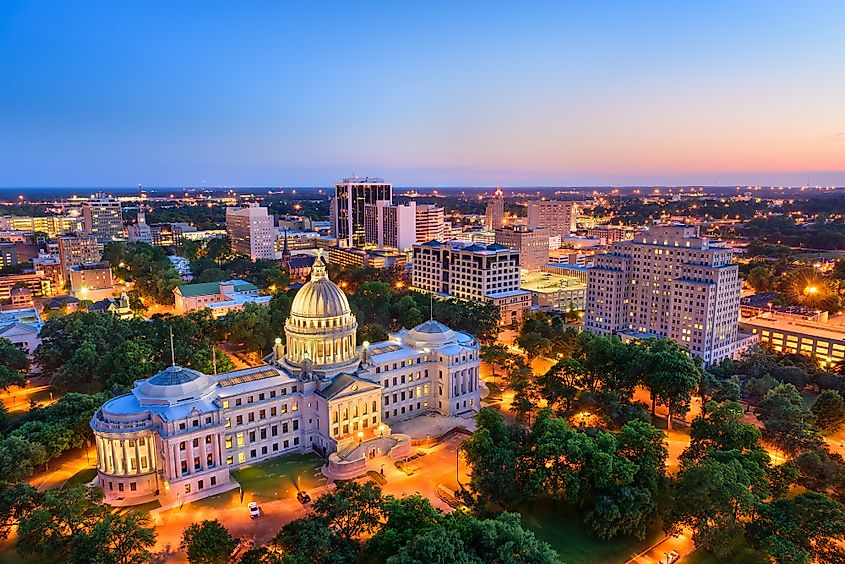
[227,456,234,465]
[130,482,136,491]
[198,480,204,490]
[185,484,191,494]
[236,433,245,447]
[238,452,246,463]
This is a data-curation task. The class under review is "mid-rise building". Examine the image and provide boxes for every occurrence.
[58,235,101,281]
[484,188,505,230]
[150,223,197,247]
[585,224,743,365]
[0,273,54,302]
[90,257,480,506]
[32,255,65,292]
[83,194,124,242]
[586,225,632,245]
[494,225,549,271]
[69,261,115,302]
[364,200,416,250]
[412,240,531,326]
[173,280,271,317]
[415,204,447,243]
[226,204,276,260]
[526,200,577,236]
[333,177,393,247]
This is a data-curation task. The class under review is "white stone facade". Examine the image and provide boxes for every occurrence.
[91,254,480,505]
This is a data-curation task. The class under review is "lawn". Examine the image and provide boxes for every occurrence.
[231,452,326,502]
[62,467,97,489]
[519,499,665,564]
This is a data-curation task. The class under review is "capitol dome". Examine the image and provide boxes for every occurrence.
[284,252,359,374]
[134,365,216,406]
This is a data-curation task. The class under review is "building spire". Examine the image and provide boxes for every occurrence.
[169,326,176,366]
[311,248,327,281]
[282,227,290,261]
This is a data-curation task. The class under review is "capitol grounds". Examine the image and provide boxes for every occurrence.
[6,347,845,563]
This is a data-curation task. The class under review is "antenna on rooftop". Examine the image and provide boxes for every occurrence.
[169,326,176,366]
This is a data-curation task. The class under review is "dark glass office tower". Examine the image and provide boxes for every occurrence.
[333,177,393,247]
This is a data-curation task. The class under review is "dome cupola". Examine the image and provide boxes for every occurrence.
[284,251,359,374]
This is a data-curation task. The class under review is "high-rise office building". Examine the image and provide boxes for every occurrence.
[484,188,505,230]
[412,240,531,326]
[58,234,101,281]
[226,203,276,260]
[364,200,416,250]
[585,224,742,365]
[332,177,393,247]
[495,225,549,271]
[526,200,578,236]
[415,204,447,243]
[82,193,124,242]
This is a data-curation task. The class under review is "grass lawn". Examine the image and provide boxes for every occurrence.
[62,467,97,489]
[519,499,665,564]
[231,452,326,502]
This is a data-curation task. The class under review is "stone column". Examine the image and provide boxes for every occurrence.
[108,439,117,474]
[199,437,208,470]
[134,441,141,475]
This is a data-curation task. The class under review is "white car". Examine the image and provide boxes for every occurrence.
[665,551,680,564]
[248,502,260,519]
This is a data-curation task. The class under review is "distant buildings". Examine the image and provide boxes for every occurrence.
[327,246,406,270]
[0,215,82,238]
[526,200,577,236]
[415,204,447,243]
[412,240,531,326]
[126,211,153,244]
[173,280,271,317]
[364,200,416,250]
[83,193,124,242]
[332,177,393,247]
[586,225,632,245]
[484,188,505,230]
[69,261,115,302]
[585,224,746,365]
[0,243,16,269]
[495,225,549,271]
[58,234,101,282]
[226,204,276,260]
[89,293,133,319]
[0,273,54,301]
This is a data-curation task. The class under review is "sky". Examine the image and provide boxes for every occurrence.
[1,1,844,188]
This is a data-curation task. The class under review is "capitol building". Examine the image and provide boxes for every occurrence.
[90,254,481,505]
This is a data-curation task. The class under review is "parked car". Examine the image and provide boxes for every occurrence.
[296,491,312,504]
[665,551,680,564]
[248,501,261,519]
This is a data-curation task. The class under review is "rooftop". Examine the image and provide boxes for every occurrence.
[740,314,845,342]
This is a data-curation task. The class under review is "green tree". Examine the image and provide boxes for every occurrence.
[15,486,108,560]
[757,383,824,456]
[387,526,473,564]
[77,511,157,564]
[0,337,29,390]
[311,480,384,542]
[180,519,236,564]
[272,515,353,564]
[11,420,78,470]
[0,483,41,540]
[685,401,762,461]
[748,491,845,564]
[665,453,769,559]
[0,435,46,484]
[633,338,701,428]
[367,494,443,562]
[812,389,845,432]
[461,408,523,510]
[189,348,236,375]
[746,265,777,293]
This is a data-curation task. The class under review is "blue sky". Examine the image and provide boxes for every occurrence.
[1,1,844,187]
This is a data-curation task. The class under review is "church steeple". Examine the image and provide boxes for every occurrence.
[282,227,291,262]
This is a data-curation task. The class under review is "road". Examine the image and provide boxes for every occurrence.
[27,446,96,491]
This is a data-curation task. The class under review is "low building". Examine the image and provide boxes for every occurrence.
[0,242,17,269]
[70,262,115,302]
[89,293,133,319]
[521,271,586,312]
[739,313,845,368]
[0,273,54,301]
[0,306,43,353]
[173,280,271,317]
[542,263,590,283]
[327,246,406,270]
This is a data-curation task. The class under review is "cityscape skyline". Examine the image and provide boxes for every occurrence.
[2,1,845,187]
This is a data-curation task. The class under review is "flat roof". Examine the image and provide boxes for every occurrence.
[521,271,585,294]
[740,315,845,343]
